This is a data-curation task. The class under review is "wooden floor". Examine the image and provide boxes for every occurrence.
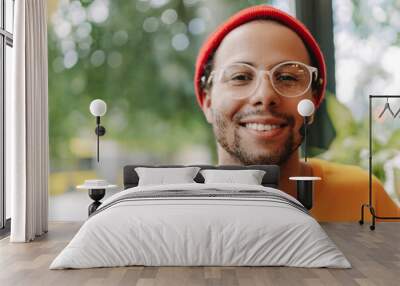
[0,222,399,286]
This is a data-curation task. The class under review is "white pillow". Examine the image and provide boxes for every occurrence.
[200,169,266,185]
[135,167,200,186]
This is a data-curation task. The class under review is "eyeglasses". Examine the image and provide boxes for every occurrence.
[206,61,318,99]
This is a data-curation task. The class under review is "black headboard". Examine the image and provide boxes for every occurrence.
[123,164,280,189]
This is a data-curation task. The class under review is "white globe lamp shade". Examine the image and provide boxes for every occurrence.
[90,99,107,117]
[297,99,315,117]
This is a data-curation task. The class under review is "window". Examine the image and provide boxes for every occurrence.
[0,0,14,233]
[332,0,400,205]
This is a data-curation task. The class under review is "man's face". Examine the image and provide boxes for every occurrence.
[202,20,316,165]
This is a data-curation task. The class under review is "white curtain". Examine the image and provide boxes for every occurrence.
[7,0,49,242]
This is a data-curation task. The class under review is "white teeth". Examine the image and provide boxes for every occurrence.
[244,123,281,131]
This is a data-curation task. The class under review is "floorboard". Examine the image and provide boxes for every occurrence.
[0,222,399,286]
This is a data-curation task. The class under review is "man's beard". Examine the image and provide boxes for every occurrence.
[212,109,299,165]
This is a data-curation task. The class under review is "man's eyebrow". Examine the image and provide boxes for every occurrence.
[232,61,256,66]
[230,60,292,68]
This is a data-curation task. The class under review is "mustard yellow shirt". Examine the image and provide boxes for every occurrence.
[308,158,400,222]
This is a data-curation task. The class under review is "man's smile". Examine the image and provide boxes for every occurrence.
[237,116,289,140]
[238,122,288,140]
[242,123,282,131]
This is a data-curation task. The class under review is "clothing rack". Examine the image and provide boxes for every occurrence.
[359,95,400,230]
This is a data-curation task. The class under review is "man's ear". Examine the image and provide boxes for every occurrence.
[307,114,315,125]
[308,90,318,125]
[201,91,214,124]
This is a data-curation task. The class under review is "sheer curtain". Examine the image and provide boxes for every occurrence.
[7,0,49,242]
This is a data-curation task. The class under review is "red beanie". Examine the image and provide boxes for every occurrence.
[194,5,327,109]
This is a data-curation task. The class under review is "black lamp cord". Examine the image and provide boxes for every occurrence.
[304,117,308,163]
[96,116,100,163]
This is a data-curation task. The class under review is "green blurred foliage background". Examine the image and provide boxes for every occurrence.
[48,0,287,171]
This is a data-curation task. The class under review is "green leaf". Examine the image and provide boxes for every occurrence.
[325,93,357,137]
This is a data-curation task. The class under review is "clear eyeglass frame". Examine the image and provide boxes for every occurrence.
[206,60,319,99]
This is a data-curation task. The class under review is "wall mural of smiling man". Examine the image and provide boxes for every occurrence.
[194,5,400,222]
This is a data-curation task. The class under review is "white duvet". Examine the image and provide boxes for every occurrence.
[50,183,351,269]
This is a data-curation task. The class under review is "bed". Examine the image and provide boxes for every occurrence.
[50,164,351,269]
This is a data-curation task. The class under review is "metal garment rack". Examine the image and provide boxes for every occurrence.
[359,95,400,230]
